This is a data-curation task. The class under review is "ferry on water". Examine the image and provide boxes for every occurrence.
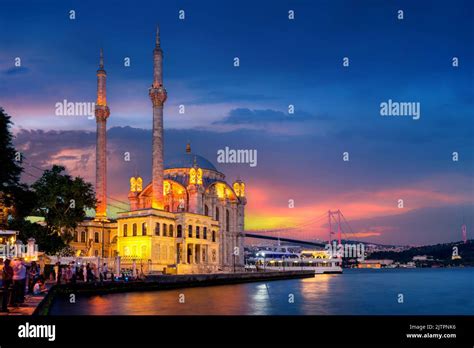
[247,247,343,274]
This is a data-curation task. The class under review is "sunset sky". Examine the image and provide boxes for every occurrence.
[1,0,472,245]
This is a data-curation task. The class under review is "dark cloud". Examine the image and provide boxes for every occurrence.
[348,204,474,246]
[213,108,324,126]
[185,91,277,105]
[2,67,30,76]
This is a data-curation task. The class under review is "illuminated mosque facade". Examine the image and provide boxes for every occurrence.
[70,27,246,274]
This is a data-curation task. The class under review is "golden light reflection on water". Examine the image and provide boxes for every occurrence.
[54,276,338,315]
[79,284,253,315]
[299,275,333,315]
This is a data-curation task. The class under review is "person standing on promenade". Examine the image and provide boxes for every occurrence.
[28,261,39,294]
[86,263,93,282]
[11,258,27,306]
[65,265,73,283]
[53,262,60,284]
[70,261,77,284]
[101,263,108,281]
[1,259,13,312]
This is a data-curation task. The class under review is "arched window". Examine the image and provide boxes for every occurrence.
[177,225,182,238]
[212,231,216,242]
[203,227,207,240]
[169,225,174,237]
[226,209,230,232]
[73,231,78,242]
[215,207,220,221]
[155,223,160,236]
[142,222,147,236]
[196,226,200,239]
[188,225,193,238]
[81,231,86,243]
[205,205,209,216]
[133,223,137,236]
[123,224,128,237]
[163,223,168,237]
[94,232,100,243]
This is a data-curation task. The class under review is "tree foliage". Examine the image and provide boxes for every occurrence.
[0,107,23,218]
[9,219,66,255]
[31,165,96,242]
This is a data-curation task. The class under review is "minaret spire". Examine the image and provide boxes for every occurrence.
[94,48,110,220]
[99,48,104,69]
[156,26,160,47]
[149,25,167,210]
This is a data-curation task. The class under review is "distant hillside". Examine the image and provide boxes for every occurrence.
[367,241,474,265]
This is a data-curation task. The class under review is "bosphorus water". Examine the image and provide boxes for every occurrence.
[49,268,474,315]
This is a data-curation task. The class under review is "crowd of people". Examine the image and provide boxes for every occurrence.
[1,257,44,311]
[1,258,112,312]
[52,261,110,284]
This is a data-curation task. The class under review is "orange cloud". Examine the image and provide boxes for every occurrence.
[244,176,471,239]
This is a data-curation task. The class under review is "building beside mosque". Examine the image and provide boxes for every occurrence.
[70,27,246,274]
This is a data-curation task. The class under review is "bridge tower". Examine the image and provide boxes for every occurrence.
[328,210,342,245]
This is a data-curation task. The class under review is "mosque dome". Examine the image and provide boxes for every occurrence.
[165,143,218,171]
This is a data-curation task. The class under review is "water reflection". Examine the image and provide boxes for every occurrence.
[50,269,474,315]
[249,284,272,315]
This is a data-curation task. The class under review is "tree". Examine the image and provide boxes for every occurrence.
[0,108,22,190]
[31,165,96,242]
[0,107,23,226]
[9,219,66,255]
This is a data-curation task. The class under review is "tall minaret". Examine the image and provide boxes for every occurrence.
[149,26,167,210]
[95,48,110,219]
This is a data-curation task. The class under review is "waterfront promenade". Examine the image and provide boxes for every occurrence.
[0,281,54,316]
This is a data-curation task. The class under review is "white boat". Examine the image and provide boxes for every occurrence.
[251,248,343,274]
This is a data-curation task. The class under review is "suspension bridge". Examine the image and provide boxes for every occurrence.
[244,210,357,247]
